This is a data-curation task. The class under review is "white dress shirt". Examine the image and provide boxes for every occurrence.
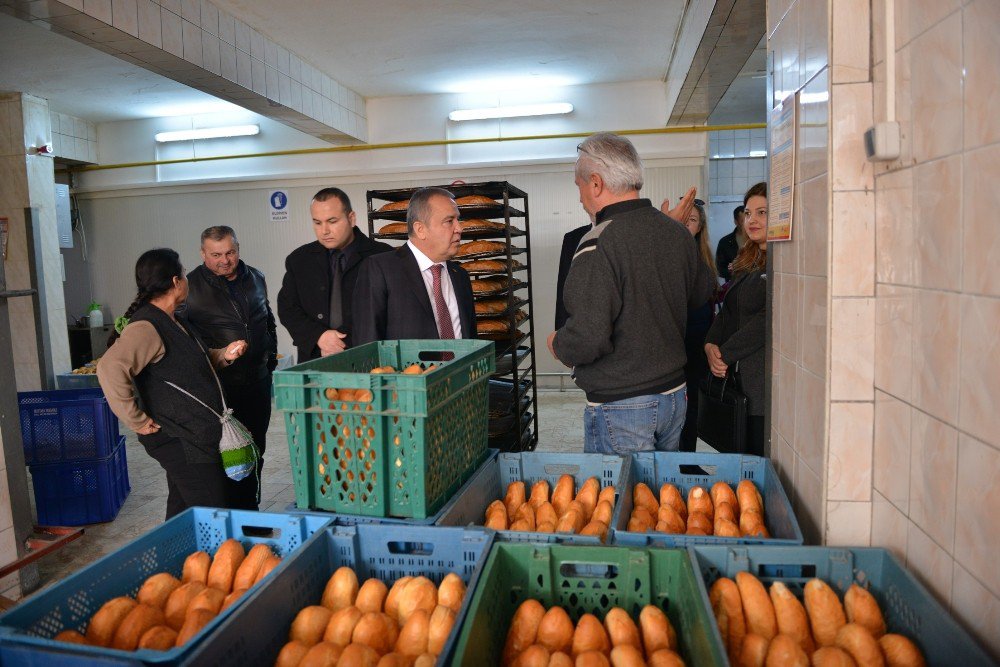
[407,241,463,338]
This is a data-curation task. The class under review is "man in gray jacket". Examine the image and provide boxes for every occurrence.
[548,132,715,453]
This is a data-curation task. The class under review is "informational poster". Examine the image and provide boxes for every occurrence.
[767,93,797,242]
[268,190,290,223]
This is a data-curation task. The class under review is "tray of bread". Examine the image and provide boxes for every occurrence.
[476,312,528,339]
[461,258,527,276]
[369,196,525,221]
[474,297,528,319]
[374,219,525,241]
[470,276,527,297]
[455,240,525,260]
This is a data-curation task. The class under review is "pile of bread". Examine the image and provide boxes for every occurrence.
[711,571,925,666]
[483,476,616,542]
[503,599,685,667]
[274,566,466,667]
[52,539,279,651]
[627,480,769,538]
[457,240,508,259]
[461,258,523,274]
[376,195,499,213]
[477,309,527,335]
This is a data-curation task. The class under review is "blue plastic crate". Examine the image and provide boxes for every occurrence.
[435,452,630,545]
[689,545,994,666]
[0,508,331,666]
[182,523,495,667]
[29,435,130,526]
[612,452,803,548]
[18,388,120,465]
[284,449,499,526]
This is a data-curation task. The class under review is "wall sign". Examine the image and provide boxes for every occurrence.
[767,93,797,242]
[268,190,290,223]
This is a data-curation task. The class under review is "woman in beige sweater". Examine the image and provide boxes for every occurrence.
[97,248,247,518]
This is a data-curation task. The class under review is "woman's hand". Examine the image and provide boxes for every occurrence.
[705,343,728,377]
[136,417,161,435]
[224,340,248,362]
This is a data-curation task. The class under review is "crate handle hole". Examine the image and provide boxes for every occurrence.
[241,526,279,539]
[559,563,618,580]
[387,541,434,556]
[678,464,717,476]
[757,563,816,578]
[418,351,455,362]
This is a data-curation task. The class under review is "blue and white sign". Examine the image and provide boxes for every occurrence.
[269,190,290,223]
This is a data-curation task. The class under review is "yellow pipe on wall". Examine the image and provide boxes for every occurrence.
[68,123,766,173]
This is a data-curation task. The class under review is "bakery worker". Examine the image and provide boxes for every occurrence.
[352,187,476,344]
[182,225,276,510]
[547,132,715,454]
[277,187,391,361]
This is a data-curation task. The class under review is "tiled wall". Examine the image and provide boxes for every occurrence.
[769,0,1000,657]
[707,129,767,248]
[50,111,98,163]
[868,0,1000,656]
[766,0,831,547]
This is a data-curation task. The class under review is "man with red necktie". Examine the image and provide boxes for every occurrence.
[352,187,475,344]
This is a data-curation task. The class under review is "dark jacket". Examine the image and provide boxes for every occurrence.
[716,230,742,282]
[552,199,716,404]
[183,261,276,386]
[277,231,391,362]
[555,224,590,330]
[705,268,766,415]
[351,243,476,345]
[130,304,222,459]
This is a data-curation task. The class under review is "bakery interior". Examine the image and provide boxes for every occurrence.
[0,0,996,664]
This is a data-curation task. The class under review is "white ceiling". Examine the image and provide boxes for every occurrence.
[0,1,765,125]
[208,0,686,97]
[0,12,239,122]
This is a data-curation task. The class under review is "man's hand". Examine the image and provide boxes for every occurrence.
[705,343,728,377]
[660,186,698,224]
[318,329,348,356]
[224,340,248,362]
[136,417,161,435]
[547,331,570,368]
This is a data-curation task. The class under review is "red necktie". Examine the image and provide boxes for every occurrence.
[430,264,455,339]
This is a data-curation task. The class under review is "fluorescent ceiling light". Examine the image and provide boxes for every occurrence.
[448,103,573,122]
[154,125,260,142]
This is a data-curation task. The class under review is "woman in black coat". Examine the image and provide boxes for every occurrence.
[704,182,768,455]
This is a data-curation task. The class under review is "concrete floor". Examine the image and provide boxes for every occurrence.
[32,389,595,590]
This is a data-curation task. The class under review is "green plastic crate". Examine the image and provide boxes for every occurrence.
[274,340,494,519]
[451,543,727,666]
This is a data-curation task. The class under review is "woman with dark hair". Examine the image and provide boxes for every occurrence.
[680,202,717,451]
[704,182,768,455]
[97,248,248,518]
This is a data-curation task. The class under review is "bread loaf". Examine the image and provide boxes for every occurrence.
[536,606,574,654]
[835,623,884,666]
[174,608,215,647]
[765,633,809,666]
[300,641,344,666]
[658,484,687,520]
[427,604,456,656]
[502,599,545,665]
[710,577,746,663]
[571,613,610,657]
[137,573,182,610]
[475,298,510,314]
[188,587,226,616]
[355,578,389,614]
[739,633,770,667]
[54,630,89,645]
[384,578,412,621]
[396,577,437,625]
[455,195,497,206]
[322,566,360,611]
[457,240,507,257]
[603,607,641,649]
[291,605,333,646]
[633,483,659,515]
[804,579,847,647]
[811,646,859,667]
[736,571,777,641]
[551,475,575,516]
[337,643,380,667]
[323,605,363,646]
[770,580,815,655]
[639,605,677,653]
[233,544,273,592]
[207,539,245,593]
[608,644,646,667]
[378,199,409,212]
[844,584,886,639]
[182,551,211,585]
[112,604,166,651]
[164,582,206,631]
[461,218,506,231]
[137,625,178,650]
[647,649,686,667]
[86,597,138,647]
[878,634,926,667]
[275,641,311,667]
[462,258,523,273]
[377,222,409,235]
[437,573,466,613]
[528,480,550,508]
[471,276,512,293]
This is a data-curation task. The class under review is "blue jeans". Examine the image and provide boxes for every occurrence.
[583,388,687,455]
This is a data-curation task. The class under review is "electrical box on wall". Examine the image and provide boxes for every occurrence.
[55,183,72,248]
[864,122,901,161]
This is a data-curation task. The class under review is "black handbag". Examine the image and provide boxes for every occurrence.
[696,365,748,453]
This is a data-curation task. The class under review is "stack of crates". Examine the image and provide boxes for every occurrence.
[17,387,129,525]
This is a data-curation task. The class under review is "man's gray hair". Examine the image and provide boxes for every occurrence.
[406,187,456,236]
[201,225,238,246]
[575,132,644,194]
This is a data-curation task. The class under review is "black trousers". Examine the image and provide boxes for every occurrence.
[222,376,272,510]
[142,436,231,520]
[681,327,711,452]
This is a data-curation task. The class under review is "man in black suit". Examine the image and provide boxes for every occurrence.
[715,205,746,282]
[277,187,391,362]
[555,224,591,330]
[352,187,475,343]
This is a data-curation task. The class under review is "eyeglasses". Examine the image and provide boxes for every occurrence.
[576,143,607,166]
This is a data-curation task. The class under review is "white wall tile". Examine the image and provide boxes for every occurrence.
[290,80,302,112]
[198,0,216,35]
[217,8,233,45]
[201,30,219,75]
[289,53,301,82]
[160,7,182,57]
[181,18,201,66]
[160,0,180,14]
[249,27,263,60]
[265,65,278,102]
[111,0,137,37]
[83,0,112,24]
[263,38,276,68]
[219,41,236,82]
[233,17,249,53]
[136,0,160,47]
[276,45,289,75]
[179,0,197,24]
[236,49,252,89]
